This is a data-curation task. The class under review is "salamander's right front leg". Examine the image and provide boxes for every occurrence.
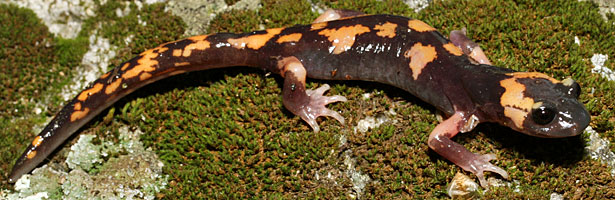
[428,112,509,187]
[278,56,347,132]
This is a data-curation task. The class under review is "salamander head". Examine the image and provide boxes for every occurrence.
[498,72,590,138]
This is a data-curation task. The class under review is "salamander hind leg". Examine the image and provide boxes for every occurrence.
[449,28,492,65]
[313,9,366,23]
[278,56,347,132]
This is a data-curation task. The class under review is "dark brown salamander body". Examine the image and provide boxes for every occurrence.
[10,12,590,187]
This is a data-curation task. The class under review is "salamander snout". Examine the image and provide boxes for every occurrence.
[520,77,590,138]
[523,98,590,138]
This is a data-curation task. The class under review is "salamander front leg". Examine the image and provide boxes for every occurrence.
[278,56,347,132]
[428,112,509,187]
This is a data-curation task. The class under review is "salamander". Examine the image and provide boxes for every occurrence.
[9,10,590,187]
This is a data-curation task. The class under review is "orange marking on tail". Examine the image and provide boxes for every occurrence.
[105,78,122,94]
[122,49,159,79]
[32,136,43,147]
[70,108,90,122]
[182,35,210,57]
[77,83,104,101]
[228,28,284,50]
[26,150,37,159]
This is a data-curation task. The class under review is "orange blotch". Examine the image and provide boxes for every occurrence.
[404,43,437,80]
[182,35,210,57]
[139,72,152,81]
[277,33,302,43]
[121,63,130,70]
[122,49,159,79]
[77,83,104,101]
[311,22,328,31]
[318,25,371,54]
[228,28,284,50]
[105,78,122,94]
[506,72,559,83]
[70,108,90,122]
[174,62,190,67]
[74,102,82,110]
[443,43,463,56]
[374,22,397,38]
[173,49,182,57]
[408,19,436,32]
[100,72,111,79]
[32,136,43,147]
[500,77,534,129]
[153,46,169,54]
[499,72,560,129]
[26,150,37,159]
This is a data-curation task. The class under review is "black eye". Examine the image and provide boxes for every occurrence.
[532,104,556,125]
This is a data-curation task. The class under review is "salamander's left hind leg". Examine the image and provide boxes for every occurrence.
[449,28,492,65]
[313,9,365,23]
[277,56,347,132]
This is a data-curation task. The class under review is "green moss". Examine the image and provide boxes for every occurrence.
[0,3,83,190]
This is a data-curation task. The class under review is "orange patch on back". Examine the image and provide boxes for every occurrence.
[408,19,436,32]
[277,33,303,43]
[443,43,463,56]
[70,108,90,122]
[404,43,437,80]
[26,150,37,159]
[374,22,397,38]
[311,22,328,31]
[318,25,371,54]
[228,28,284,50]
[182,35,210,57]
[105,78,122,94]
[77,83,104,101]
[32,136,43,147]
[74,102,82,110]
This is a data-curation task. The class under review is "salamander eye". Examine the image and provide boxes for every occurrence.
[531,102,556,125]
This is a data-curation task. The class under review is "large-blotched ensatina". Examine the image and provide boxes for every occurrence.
[9,10,590,187]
